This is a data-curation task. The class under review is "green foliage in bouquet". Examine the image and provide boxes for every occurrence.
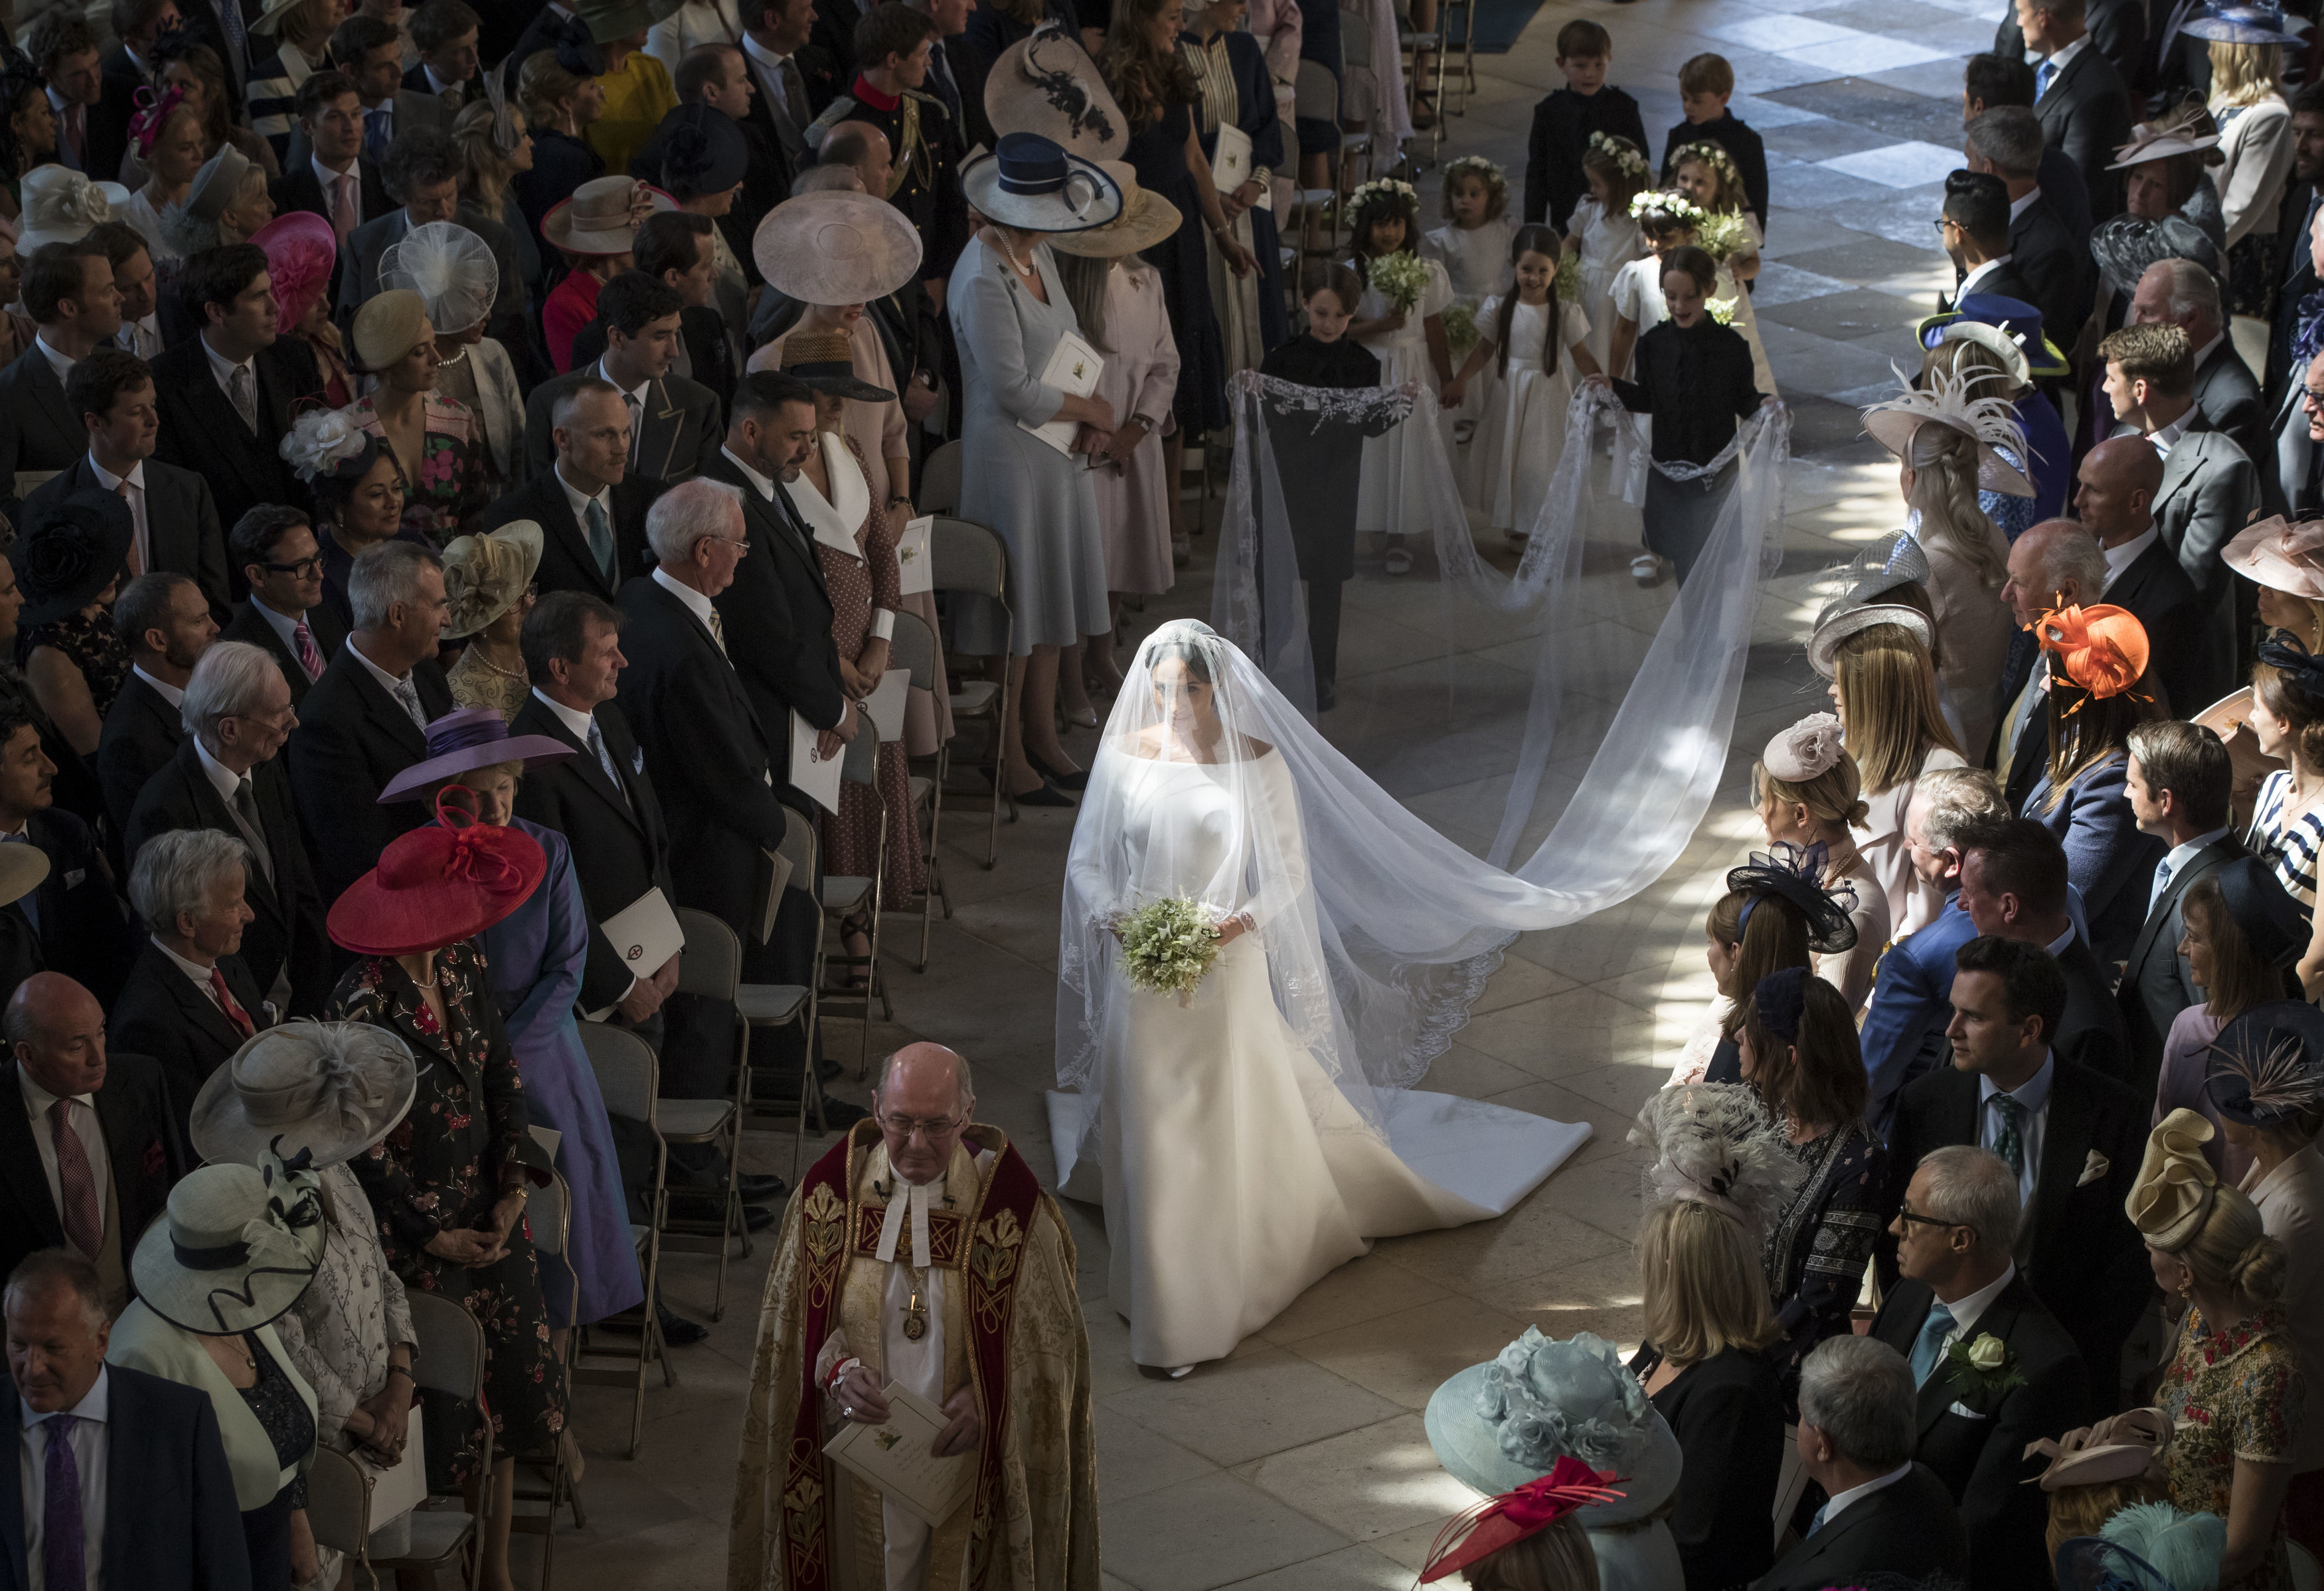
[1553,250,1582,303]
[1368,250,1432,314]
[1442,301,1479,362]
[1116,897,1224,996]
[1693,210,1751,264]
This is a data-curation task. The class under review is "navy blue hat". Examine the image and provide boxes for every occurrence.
[1916,293,2070,379]
[657,103,748,198]
[960,131,1122,234]
[2212,854,2309,968]
[2206,1000,2324,1127]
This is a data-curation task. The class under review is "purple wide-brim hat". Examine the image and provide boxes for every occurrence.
[378,706,575,803]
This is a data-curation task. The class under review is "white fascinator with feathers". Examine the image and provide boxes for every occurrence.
[1630,1084,1805,1234]
[1861,364,2033,497]
[278,408,372,483]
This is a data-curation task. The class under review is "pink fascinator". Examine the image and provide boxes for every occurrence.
[250,212,337,332]
[126,84,188,159]
[1763,712,1846,783]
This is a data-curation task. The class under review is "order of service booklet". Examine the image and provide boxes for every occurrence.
[821,1382,976,1530]
[1019,331,1105,456]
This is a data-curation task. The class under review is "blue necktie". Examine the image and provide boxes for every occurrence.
[363,105,390,167]
[2034,58,2057,98]
[2150,855,2173,912]
[1805,1503,1829,1536]
[1910,1301,1955,1385]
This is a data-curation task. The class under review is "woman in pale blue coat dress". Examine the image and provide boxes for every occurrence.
[949,133,1127,805]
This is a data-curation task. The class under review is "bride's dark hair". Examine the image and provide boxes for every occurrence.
[1149,639,1215,683]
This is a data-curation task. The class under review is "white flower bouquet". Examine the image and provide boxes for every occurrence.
[1114,896,1226,998]
[1441,301,1479,361]
[1693,210,1752,264]
[1368,250,1432,315]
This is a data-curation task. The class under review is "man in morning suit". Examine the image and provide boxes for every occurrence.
[337,131,530,358]
[127,641,332,1019]
[0,977,189,1313]
[1941,170,2040,312]
[2077,446,2210,716]
[29,349,232,622]
[286,542,456,906]
[0,705,137,1011]
[1752,1337,1969,1591]
[523,272,725,484]
[219,506,349,710]
[1962,54,2092,240]
[2019,0,2134,220]
[737,0,820,184]
[1963,108,2089,341]
[313,15,456,173]
[1872,1147,2086,1591]
[149,244,327,541]
[110,830,270,1131]
[271,71,396,246]
[483,379,660,602]
[2131,259,2279,517]
[0,240,122,529]
[2,1248,248,1591]
[1885,934,2149,1410]
[88,0,177,193]
[1993,522,2106,807]
[96,574,216,847]
[1957,818,2130,1074]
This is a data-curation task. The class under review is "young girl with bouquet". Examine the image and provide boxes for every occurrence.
[1422,155,1516,496]
[1346,177,1453,576]
[1671,141,1776,394]
[1564,131,1650,375]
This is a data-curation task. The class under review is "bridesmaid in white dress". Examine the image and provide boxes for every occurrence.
[1564,133,1649,375]
[1421,155,1515,503]
[1461,224,1597,541]
[1345,181,1453,575]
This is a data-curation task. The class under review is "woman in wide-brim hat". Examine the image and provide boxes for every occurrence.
[376,718,647,1349]
[1050,159,1184,700]
[106,1155,327,1590]
[345,288,499,546]
[950,131,1126,807]
[17,162,131,252]
[191,1023,428,1582]
[252,209,351,406]
[440,521,544,720]
[12,487,133,756]
[323,799,568,1590]
[383,218,526,487]
[2184,2,2301,299]
[1916,295,2072,538]
[540,174,674,371]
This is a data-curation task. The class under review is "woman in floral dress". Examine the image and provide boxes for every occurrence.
[324,810,565,1591]
[346,289,497,546]
[2135,1108,2304,1591]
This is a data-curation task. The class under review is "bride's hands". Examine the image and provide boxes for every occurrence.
[1213,913,1254,947]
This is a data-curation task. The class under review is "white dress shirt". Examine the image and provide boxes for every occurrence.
[151,934,222,996]
[2038,35,2088,82]
[17,1066,112,1257]
[2151,826,2230,912]
[1957,255,2014,298]
[246,598,318,679]
[531,687,596,744]
[127,665,183,713]
[19,1366,109,1590]
[1931,1260,2019,1354]
[346,638,419,703]
[1819,1462,1914,1530]
[191,736,246,809]
[2009,187,2042,222]
[32,333,76,386]
[650,565,718,630]
[556,461,616,535]
[2100,523,2162,591]
[2149,408,2195,454]
[201,337,258,408]
[741,31,801,126]
[88,458,150,578]
[1979,1050,2054,1218]
[115,315,161,360]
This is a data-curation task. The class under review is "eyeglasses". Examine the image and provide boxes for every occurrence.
[2303,386,2324,406]
[261,556,325,578]
[876,1111,966,1142]
[1894,1207,1966,1231]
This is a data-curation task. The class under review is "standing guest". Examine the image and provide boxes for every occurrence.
[2017,0,2135,220]
[1938,167,2039,308]
[485,379,659,602]
[123,93,218,261]
[1752,1336,1971,1591]
[2154,861,2307,1181]
[0,237,122,529]
[1673,859,1815,1091]
[0,74,59,218]
[1996,519,2108,808]
[28,15,103,177]
[633,100,754,332]
[13,489,132,759]
[104,1158,323,1591]
[1884,933,2149,1403]
[149,243,327,542]
[539,175,671,375]
[2134,1108,2304,1588]
[804,6,968,294]
[272,70,392,246]
[402,0,481,109]
[322,814,566,1591]
[2230,513,2324,659]
[380,220,527,491]
[96,572,215,841]
[1872,1145,2088,1591]
[2245,635,2324,993]
[0,974,189,1309]
[946,136,1121,804]
[109,828,269,1127]
[582,3,680,179]
[327,13,454,171]
[1521,19,1645,234]
[345,288,497,544]
[92,222,161,367]
[0,1249,250,1591]
[524,270,723,482]
[220,505,349,709]
[0,701,133,1007]
[244,0,344,160]
[251,210,353,408]
[126,640,332,1018]
[1409,1459,1619,1591]
[1661,53,1767,232]
[149,38,282,182]
[580,209,738,409]
[735,0,817,184]
[1964,105,2090,339]
[337,129,529,360]
[2118,719,2242,1092]
[2129,258,2276,515]
[440,523,540,718]
[0,552,98,833]
[188,1024,425,1583]
[2076,445,2210,716]
[2195,4,2297,291]
[1753,717,1890,1006]
[285,539,455,904]
[451,98,540,304]
[1184,0,1286,375]
[281,414,416,631]
[1957,815,2132,1074]
[513,49,609,250]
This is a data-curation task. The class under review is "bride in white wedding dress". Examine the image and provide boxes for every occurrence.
[1050,622,1592,1373]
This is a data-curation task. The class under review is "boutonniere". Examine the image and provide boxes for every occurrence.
[141,1137,165,1179]
[1945,1332,2025,1399]
[2077,1149,2110,1187]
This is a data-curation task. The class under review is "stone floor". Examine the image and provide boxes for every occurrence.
[535,0,2023,1584]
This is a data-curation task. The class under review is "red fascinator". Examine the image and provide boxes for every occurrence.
[1417,1457,1625,1584]
[250,212,339,333]
[327,791,547,957]
[126,84,188,159]
[2036,603,2149,701]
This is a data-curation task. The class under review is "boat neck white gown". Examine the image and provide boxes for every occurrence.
[1050,748,1591,1369]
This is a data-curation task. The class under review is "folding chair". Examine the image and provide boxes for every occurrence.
[817,712,888,1079]
[304,1444,372,1566]
[929,517,1013,867]
[885,609,948,970]
[371,1294,492,1591]
[736,805,822,1181]
[659,906,752,1321]
[920,438,962,515]
[1288,62,1346,282]
[509,1170,583,1586]
[573,1023,672,1458]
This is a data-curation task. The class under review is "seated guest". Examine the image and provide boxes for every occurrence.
[0,238,123,529]
[1886,934,2148,1406]
[1,1249,249,1590]
[524,270,724,483]
[2020,602,2167,962]
[188,1024,424,1584]
[106,1159,323,1590]
[382,220,527,487]
[2246,636,2324,996]
[270,70,392,244]
[1754,715,1885,1010]
[220,505,350,707]
[0,699,137,1007]
[157,146,279,260]
[1740,967,1887,1401]
[570,209,738,408]
[253,210,354,408]
[323,817,565,1591]
[2154,862,2306,1183]
[482,377,659,602]
[286,540,455,904]
[1753,1335,1969,1591]
[441,521,542,718]
[27,346,232,619]
[110,828,268,1128]
[2117,721,2241,1093]
[539,176,668,374]
[0,973,189,1310]
[1996,519,2108,809]
[13,489,132,759]
[1957,815,2130,1076]
[2023,1408,2173,1566]
[280,412,419,629]
[2074,444,2208,716]
[149,243,325,539]
[148,37,282,183]
[345,288,498,544]
[2134,1109,2304,1587]
[96,572,216,841]
[1874,1145,2088,1591]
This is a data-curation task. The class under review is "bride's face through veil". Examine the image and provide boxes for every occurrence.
[1151,655,1218,742]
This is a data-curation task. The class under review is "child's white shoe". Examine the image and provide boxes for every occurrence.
[1630,553,1665,586]
[1384,543,1413,576]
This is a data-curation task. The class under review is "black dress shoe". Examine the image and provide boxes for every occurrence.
[815,1055,843,1082]
[1012,776,1076,807]
[657,1304,708,1346]
[1027,752,1090,791]
[737,1173,788,1200]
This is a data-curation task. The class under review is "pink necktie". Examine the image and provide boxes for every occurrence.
[48,1099,102,1258]
[64,104,84,168]
[331,173,357,243]
[208,967,256,1039]
[293,618,323,679]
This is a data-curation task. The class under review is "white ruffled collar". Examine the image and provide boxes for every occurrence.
[786,430,871,558]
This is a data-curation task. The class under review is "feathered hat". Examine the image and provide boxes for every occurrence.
[1628,1082,1808,1234]
[2097,1502,2229,1591]
[1726,841,1859,954]
[2204,999,2324,1128]
[1861,364,2033,497]
[1415,1457,1623,1584]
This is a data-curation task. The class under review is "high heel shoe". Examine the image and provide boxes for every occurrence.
[1027,750,1090,791]
[1058,706,1101,730]
[1012,775,1076,807]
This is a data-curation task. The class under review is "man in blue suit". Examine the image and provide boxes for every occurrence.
[3,1250,248,1591]
[1859,767,2011,1135]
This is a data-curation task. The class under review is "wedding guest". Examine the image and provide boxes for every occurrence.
[1920,312,2070,533]
[110,828,269,1129]
[483,379,659,603]
[523,268,722,483]
[220,505,349,709]
[581,13,679,183]
[13,488,133,758]
[1691,841,1857,1094]
[1956,817,2131,1078]
[346,288,497,545]
[438,521,540,718]
[453,98,541,299]
[1667,847,1811,1090]
[149,37,280,182]
[95,572,214,843]
[279,414,417,631]
[2153,861,2306,1183]
[252,210,353,408]
[2246,635,2324,995]
[514,50,608,247]
[538,176,672,375]
[2022,1408,2173,1566]
[159,147,278,260]
[1754,713,1885,1010]
[382,220,527,489]
[1410,1460,1615,1591]
[1183,0,1286,372]
[2118,719,2244,1092]
[1997,519,2110,809]
[121,93,212,260]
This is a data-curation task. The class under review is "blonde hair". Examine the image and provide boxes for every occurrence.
[1904,422,2009,592]
[2208,42,2283,108]
[1463,1516,1602,1591]
[454,98,521,218]
[1754,750,1871,832]
[2044,1475,2170,1567]
[2173,1183,2290,1305]
[1831,623,1963,792]
[1639,1193,1783,1367]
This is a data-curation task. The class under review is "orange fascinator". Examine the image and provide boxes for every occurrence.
[2036,603,2149,700]
[1417,1457,1625,1584]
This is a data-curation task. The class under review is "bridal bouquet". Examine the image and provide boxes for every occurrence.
[1368,250,1432,315]
[1114,896,1225,998]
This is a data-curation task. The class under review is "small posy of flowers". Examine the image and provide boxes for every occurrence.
[1693,210,1752,264]
[1368,250,1433,313]
[1944,1331,2025,1398]
[1704,295,1738,326]
[1553,250,1581,302]
[1441,301,1479,361]
[1588,131,1649,179]
[1114,896,1225,998]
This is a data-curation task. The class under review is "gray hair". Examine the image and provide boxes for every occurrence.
[128,827,250,935]
[1965,105,2043,180]
[2025,518,2110,605]
[348,539,444,630]
[1916,1144,2021,1252]
[112,571,195,657]
[874,1047,975,1106]
[645,477,745,566]
[1914,766,2009,855]
[182,639,287,744]
[2148,256,2222,327]
[1797,1335,1917,1471]
[5,1249,108,1331]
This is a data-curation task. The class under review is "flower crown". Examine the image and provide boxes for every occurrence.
[1628,189,1704,224]
[1673,140,1743,191]
[1587,131,1649,179]
[1346,177,1418,220]
[1443,154,1505,190]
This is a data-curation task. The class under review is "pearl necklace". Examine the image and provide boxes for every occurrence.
[991,228,1037,280]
